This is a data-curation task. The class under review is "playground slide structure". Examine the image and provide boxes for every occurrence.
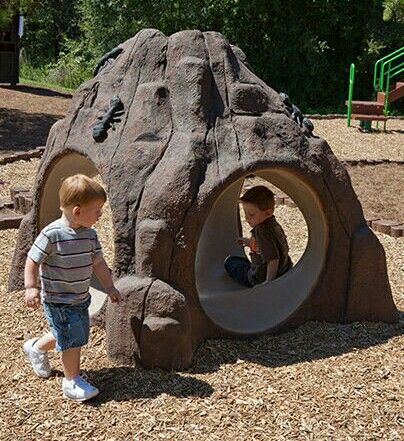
[347,47,404,130]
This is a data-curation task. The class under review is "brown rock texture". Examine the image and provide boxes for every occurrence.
[8,29,398,369]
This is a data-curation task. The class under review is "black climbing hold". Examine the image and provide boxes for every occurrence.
[92,96,125,143]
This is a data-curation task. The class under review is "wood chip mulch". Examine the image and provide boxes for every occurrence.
[0,223,402,440]
[0,87,403,440]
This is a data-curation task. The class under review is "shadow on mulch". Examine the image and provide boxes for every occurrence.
[68,315,403,405]
[0,107,62,150]
[187,314,404,374]
[0,84,72,99]
[82,366,214,405]
[356,128,404,135]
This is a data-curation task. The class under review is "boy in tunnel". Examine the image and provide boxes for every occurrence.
[224,185,293,287]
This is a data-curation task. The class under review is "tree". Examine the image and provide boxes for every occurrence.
[16,0,404,109]
[0,0,34,27]
[383,0,404,23]
[21,0,81,64]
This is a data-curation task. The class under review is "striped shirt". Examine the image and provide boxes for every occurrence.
[28,218,103,304]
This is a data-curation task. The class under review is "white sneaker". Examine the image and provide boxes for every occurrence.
[62,375,99,402]
[23,337,51,378]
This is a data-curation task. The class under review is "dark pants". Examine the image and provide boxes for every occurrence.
[224,256,253,287]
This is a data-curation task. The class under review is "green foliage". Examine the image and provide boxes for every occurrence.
[21,0,81,65]
[46,38,93,89]
[0,0,33,27]
[20,0,404,112]
[20,60,49,82]
[21,38,93,89]
[383,0,404,22]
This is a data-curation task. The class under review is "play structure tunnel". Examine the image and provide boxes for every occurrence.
[38,154,328,333]
[38,153,108,315]
[9,29,397,370]
[196,168,329,335]
[38,153,99,229]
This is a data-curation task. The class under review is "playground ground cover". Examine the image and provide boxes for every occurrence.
[0,85,403,439]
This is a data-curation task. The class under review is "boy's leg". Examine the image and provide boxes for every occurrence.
[23,304,56,378]
[58,299,99,401]
[224,256,252,287]
[38,299,98,400]
[35,332,56,352]
[61,347,81,379]
[23,334,52,378]
[23,303,59,378]
[61,346,99,401]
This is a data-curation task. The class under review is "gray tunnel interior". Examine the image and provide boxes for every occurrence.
[39,153,99,229]
[39,153,107,315]
[196,169,329,335]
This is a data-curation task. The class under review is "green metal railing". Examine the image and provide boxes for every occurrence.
[374,47,404,91]
[347,63,355,127]
[373,46,404,114]
[347,47,404,128]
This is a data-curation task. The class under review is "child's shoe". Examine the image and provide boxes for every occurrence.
[23,337,52,378]
[62,375,99,402]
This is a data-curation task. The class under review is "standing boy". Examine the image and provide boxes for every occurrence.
[23,174,121,402]
[224,185,292,287]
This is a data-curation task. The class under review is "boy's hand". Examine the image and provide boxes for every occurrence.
[237,237,252,247]
[106,286,122,304]
[257,280,269,287]
[25,288,41,309]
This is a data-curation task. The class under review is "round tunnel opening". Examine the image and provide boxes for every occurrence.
[38,152,115,316]
[195,168,329,335]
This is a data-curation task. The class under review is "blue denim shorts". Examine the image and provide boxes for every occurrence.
[43,297,91,352]
[224,255,253,287]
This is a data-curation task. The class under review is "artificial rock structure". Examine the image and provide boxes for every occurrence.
[9,29,398,369]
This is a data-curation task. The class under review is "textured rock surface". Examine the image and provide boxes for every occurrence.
[105,275,192,369]
[346,226,397,322]
[9,29,398,369]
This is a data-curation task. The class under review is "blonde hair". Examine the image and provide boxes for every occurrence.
[59,174,107,208]
[240,185,275,211]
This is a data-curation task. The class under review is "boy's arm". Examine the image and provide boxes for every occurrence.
[24,257,41,308]
[259,259,279,286]
[93,255,121,303]
[254,227,280,286]
[237,237,252,248]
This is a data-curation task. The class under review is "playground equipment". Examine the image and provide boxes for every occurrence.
[347,47,404,129]
[9,30,398,369]
[0,15,22,85]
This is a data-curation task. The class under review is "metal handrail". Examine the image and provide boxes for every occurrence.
[383,61,404,82]
[373,47,404,91]
[347,63,355,127]
[347,49,403,128]
[379,51,404,91]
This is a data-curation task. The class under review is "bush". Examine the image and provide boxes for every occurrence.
[20,38,94,90]
[46,39,94,89]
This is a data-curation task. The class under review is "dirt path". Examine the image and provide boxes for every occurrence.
[0,85,71,157]
[347,164,403,221]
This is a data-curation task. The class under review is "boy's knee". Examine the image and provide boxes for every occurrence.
[224,256,233,272]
